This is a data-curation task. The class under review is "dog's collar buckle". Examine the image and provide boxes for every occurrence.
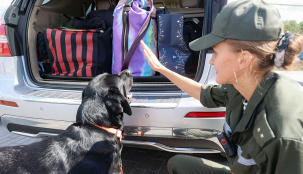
[107,128,122,141]
[115,129,122,141]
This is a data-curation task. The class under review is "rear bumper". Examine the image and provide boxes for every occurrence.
[124,126,223,153]
[1,115,223,153]
[122,139,222,154]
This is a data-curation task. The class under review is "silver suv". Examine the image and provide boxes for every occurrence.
[0,0,227,154]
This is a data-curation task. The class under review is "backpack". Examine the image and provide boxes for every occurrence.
[112,0,157,76]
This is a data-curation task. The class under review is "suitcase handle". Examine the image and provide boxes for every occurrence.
[61,29,104,33]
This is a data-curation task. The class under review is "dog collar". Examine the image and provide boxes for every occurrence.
[91,124,124,173]
[91,124,123,141]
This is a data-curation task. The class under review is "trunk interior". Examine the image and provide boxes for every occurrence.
[27,0,205,90]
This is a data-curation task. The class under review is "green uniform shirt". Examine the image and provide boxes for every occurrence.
[200,71,303,174]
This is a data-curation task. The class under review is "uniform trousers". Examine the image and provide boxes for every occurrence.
[167,154,231,174]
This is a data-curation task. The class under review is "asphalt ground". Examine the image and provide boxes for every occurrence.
[0,122,227,174]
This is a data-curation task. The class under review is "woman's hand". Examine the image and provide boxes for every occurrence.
[140,40,166,73]
[140,41,201,100]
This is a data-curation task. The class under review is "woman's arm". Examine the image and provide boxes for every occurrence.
[140,41,202,100]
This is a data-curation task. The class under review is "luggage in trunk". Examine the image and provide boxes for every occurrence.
[43,28,112,77]
[33,0,205,82]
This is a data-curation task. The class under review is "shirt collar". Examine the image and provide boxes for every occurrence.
[234,71,278,132]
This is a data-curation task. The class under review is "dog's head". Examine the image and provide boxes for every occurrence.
[76,69,133,129]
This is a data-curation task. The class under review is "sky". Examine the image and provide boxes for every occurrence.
[229,0,303,23]
[265,0,303,23]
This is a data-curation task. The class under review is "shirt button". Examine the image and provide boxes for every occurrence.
[260,134,264,139]
[257,128,260,132]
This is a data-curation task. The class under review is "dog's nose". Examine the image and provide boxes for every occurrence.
[124,69,131,74]
[120,69,132,76]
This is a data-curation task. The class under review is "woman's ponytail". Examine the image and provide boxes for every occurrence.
[281,33,303,70]
[225,32,303,71]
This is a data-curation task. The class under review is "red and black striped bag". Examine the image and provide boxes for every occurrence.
[43,28,112,77]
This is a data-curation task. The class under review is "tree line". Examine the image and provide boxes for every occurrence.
[283,20,303,34]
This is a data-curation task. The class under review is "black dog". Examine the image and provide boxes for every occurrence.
[0,69,133,174]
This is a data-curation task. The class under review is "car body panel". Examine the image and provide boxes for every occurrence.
[0,0,227,153]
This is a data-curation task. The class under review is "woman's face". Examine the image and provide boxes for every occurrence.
[209,41,241,84]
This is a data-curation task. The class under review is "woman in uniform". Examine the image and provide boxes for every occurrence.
[140,0,303,173]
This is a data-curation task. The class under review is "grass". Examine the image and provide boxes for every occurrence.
[293,60,303,71]
[274,59,303,71]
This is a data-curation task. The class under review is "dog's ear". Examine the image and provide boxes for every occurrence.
[121,96,132,116]
[109,87,132,116]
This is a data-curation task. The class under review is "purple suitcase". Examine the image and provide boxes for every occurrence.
[112,0,157,76]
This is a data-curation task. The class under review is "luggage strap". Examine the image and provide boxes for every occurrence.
[121,0,154,71]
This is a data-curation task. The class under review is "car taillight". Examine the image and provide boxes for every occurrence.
[0,100,18,107]
[184,112,226,118]
[0,17,12,57]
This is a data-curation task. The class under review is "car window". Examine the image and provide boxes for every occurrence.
[41,0,93,15]
[42,0,51,5]
[299,51,303,60]
[0,0,13,17]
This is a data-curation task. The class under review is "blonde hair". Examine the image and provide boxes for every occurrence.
[225,34,303,71]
